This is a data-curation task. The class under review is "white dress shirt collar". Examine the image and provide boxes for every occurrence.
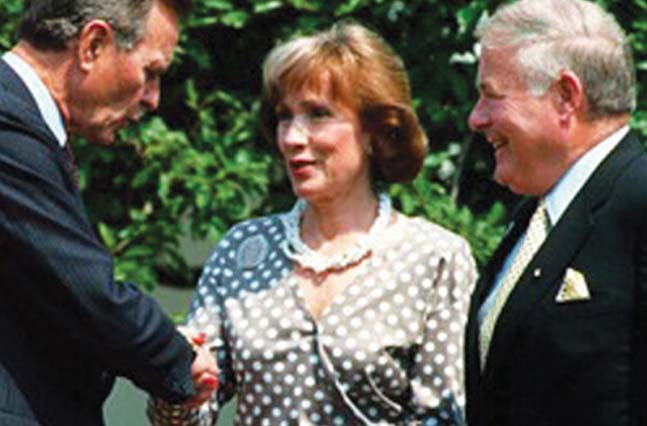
[3,51,67,147]
[544,125,629,226]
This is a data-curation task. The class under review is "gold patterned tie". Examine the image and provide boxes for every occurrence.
[479,199,550,370]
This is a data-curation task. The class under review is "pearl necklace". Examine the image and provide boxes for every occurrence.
[280,193,391,274]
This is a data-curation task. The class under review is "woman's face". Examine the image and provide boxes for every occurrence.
[275,74,372,205]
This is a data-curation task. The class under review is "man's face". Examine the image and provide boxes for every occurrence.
[68,0,179,144]
[468,47,567,195]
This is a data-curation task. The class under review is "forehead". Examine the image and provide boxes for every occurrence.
[279,72,340,106]
[477,47,527,91]
[130,0,179,66]
[278,67,356,108]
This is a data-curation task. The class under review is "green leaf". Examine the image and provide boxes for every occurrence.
[122,245,156,259]
[335,0,366,16]
[220,10,250,28]
[254,1,284,13]
[97,223,116,250]
[287,0,320,12]
[203,0,233,10]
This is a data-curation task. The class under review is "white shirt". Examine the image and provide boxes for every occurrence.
[478,125,630,325]
[3,51,67,147]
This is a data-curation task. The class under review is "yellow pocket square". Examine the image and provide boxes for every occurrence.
[555,268,591,303]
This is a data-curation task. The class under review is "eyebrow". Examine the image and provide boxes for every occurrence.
[476,77,499,94]
[277,98,332,111]
[299,99,332,108]
[474,73,487,89]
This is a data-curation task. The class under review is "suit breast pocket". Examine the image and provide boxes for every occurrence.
[534,291,632,363]
[547,296,615,318]
[542,269,631,319]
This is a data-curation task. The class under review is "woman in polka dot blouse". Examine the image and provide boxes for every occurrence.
[149,20,477,426]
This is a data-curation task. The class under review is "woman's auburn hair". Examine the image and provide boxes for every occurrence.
[260,20,427,184]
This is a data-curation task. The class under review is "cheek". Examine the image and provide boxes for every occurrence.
[121,82,145,105]
[326,126,361,153]
[114,65,145,102]
[299,134,335,161]
[275,138,294,162]
[492,105,519,130]
[275,129,288,151]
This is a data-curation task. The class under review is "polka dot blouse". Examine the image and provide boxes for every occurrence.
[148,212,477,425]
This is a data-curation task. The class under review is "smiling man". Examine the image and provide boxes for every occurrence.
[464,1,647,425]
[0,1,218,425]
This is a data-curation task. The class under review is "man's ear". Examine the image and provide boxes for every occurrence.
[76,20,114,72]
[552,70,585,122]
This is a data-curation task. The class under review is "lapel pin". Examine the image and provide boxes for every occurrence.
[533,268,542,278]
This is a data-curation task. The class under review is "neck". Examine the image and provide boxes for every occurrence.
[582,114,629,147]
[533,114,630,197]
[301,189,380,246]
[281,190,392,274]
[11,41,73,128]
[564,114,629,168]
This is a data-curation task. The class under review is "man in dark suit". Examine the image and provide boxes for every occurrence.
[0,1,218,425]
[464,0,647,425]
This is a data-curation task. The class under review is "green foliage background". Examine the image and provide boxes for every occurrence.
[1,0,646,288]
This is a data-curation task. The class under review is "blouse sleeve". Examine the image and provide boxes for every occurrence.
[148,235,238,426]
[406,237,477,425]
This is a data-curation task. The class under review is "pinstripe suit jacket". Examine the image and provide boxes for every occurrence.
[0,58,195,425]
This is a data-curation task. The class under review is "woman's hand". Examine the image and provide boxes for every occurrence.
[178,326,220,408]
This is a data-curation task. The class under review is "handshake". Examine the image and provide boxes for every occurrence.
[180,327,220,408]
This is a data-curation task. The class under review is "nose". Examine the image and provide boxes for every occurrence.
[468,97,490,132]
[278,118,309,150]
[141,78,160,111]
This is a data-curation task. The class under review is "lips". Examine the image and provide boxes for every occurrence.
[116,117,135,130]
[288,158,316,175]
[488,137,506,151]
[119,112,142,129]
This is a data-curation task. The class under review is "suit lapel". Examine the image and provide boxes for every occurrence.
[0,58,59,146]
[474,199,537,306]
[481,132,645,383]
[0,57,34,101]
[0,57,78,190]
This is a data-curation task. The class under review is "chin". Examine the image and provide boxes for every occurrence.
[292,185,327,203]
[87,132,118,146]
[291,180,316,198]
[494,165,514,184]
[499,177,534,195]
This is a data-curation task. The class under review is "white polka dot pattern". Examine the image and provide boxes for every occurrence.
[148,214,477,425]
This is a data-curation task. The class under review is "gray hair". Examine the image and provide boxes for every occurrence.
[476,0,636,118]
[18,0,190,51]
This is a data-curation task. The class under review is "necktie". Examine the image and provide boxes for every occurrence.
[61,143,80,189]
[479,199,550,369]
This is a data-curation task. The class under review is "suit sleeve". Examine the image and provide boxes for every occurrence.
[148,229,240,426]
[0,124,196,402]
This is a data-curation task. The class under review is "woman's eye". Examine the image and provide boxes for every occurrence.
[308,107,332,120]
[276,110,292,121]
